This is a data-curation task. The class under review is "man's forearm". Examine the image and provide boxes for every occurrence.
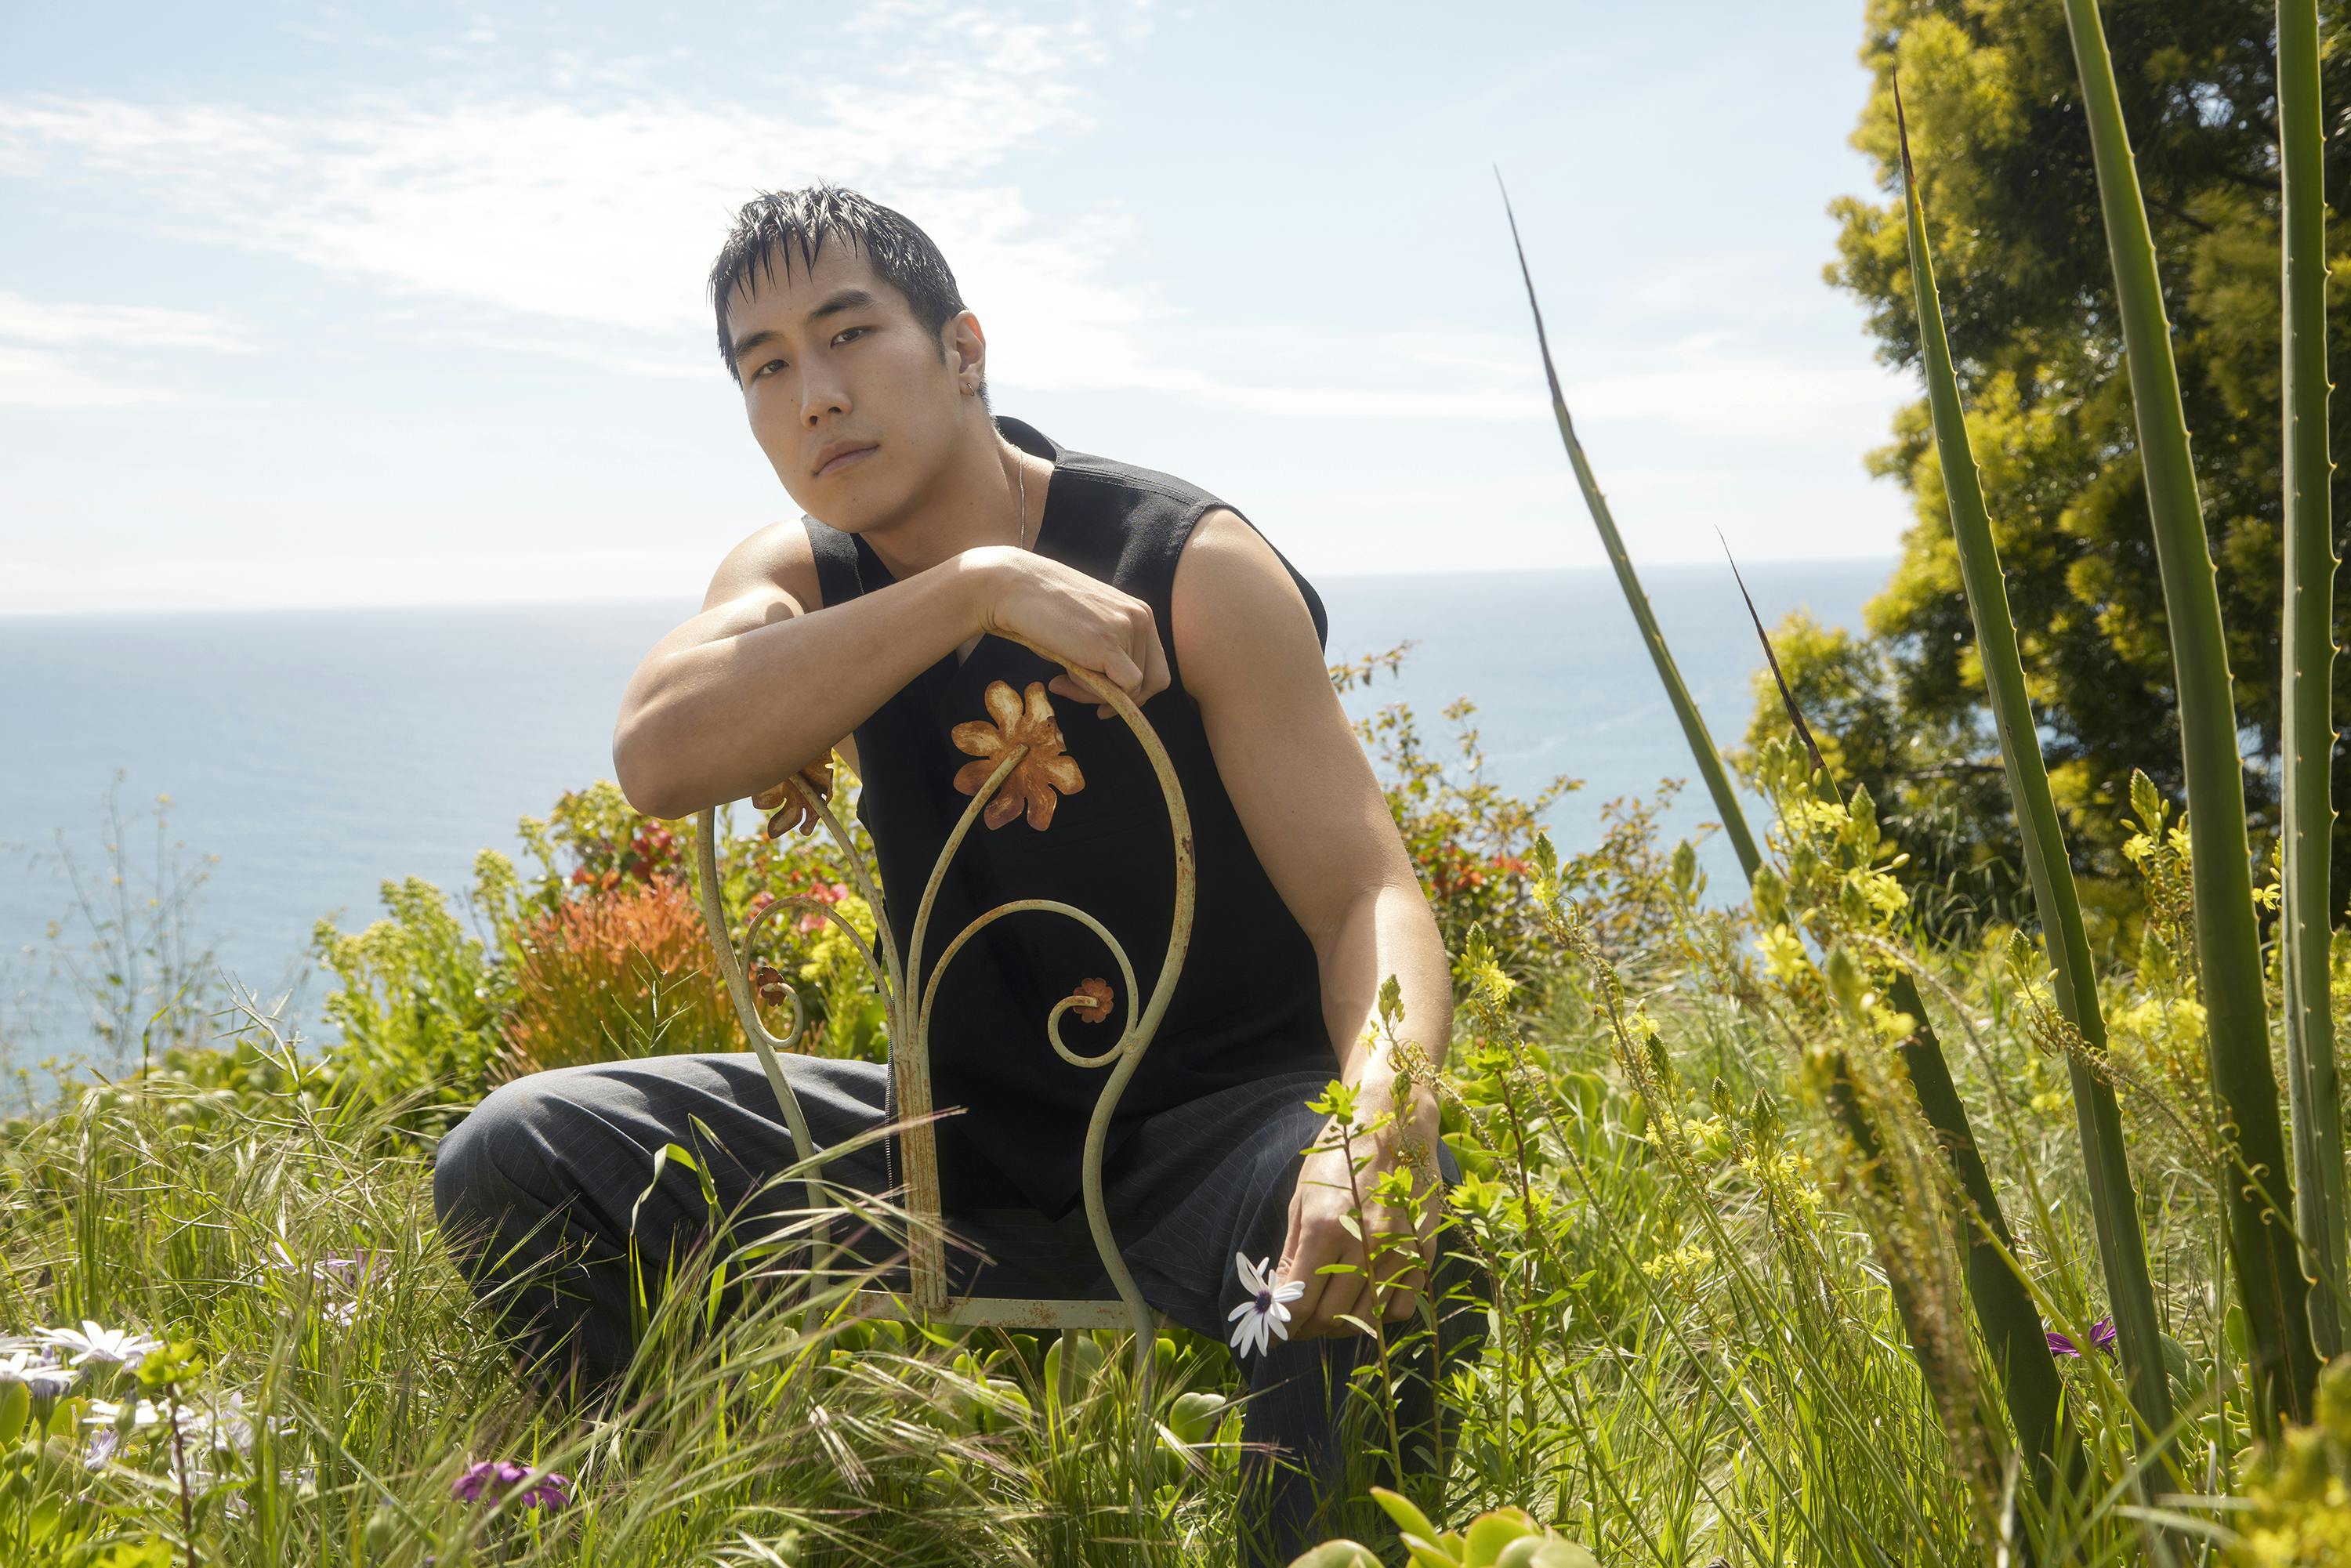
[1316,881,1454,1106]
[614,551,994,820]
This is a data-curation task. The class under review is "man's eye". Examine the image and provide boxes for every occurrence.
[754,359,786,378]
[834,326,867,346]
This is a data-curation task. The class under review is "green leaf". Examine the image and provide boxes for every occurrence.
[1895,71,2163,1470]
[2275,0,2346,1363]
[1285,1543,1382,1568]
[2063,0,2320,1432]
[1463,1508,1539,1566]
[1368,1483,1442,1544]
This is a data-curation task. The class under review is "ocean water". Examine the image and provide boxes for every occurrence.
[0,559,1887,1072]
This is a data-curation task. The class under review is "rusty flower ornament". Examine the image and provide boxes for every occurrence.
[754,756,835,838]
[1069,976,1114,1023]
[951,679,1085,830]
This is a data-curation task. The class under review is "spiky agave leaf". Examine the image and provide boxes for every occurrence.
[2060,0,2320,1430]
[1892,77,2171,1461]
[2274,0,2346,1361]
[1497,168,1762,881]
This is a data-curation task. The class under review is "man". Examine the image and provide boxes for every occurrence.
[430,183,1488,1561]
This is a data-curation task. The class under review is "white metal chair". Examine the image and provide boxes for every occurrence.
[687,646,1194,1480]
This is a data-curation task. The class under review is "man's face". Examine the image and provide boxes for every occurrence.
[724,238,973,530]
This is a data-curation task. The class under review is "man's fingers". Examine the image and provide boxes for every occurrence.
[1139,617,1172,704]
[1312,1269,1367,1342]
[1316,1217,1380,1338]
[1048,667,1123,720]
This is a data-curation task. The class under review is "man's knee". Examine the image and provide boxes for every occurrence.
[432,1069,579,1255]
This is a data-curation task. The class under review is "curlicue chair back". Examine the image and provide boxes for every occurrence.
[685,645,1194,1491]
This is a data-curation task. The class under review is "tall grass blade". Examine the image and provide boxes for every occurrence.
[1724,545,1830,775]
[1498,169,1762,881]
[1891,79,2172,1451]
[2061,0,2321,1429]
[1730,543,2078,1495]
[2275,0,2346,1360]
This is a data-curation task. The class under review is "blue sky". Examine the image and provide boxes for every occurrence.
[0,1,1906,615]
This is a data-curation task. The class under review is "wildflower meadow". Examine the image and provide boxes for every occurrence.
[11,2,2351,1564]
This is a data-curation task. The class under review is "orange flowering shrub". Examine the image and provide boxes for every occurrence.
[489,875,739,1084]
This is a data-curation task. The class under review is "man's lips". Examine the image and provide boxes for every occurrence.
[815,444,877,479]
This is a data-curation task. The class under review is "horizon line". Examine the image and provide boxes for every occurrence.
[0,552,1901,623]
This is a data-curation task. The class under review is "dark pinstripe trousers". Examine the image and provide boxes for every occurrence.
[430,1051,1490,1564]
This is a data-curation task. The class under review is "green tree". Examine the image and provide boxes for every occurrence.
[1748,0,2351,943]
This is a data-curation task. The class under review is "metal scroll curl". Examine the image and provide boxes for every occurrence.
[691,770,902,1284]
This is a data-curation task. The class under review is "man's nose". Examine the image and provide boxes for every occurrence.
[800,364,850,425]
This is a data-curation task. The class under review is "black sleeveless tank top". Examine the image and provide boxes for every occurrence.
[802,415,1339,1218]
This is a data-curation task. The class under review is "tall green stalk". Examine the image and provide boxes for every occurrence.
[2061,0,2320,1430]
[1502,179,2069,1494]
[1730,552,2077,1494]
[1497,171,1760,882]
[2276,0,2346,1362]
[1892,82,2172,1447]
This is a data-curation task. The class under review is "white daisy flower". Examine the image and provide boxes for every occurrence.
[265,1239,390,1290]
[1,1344,80,1399]
[84,1396,167,1429]
[183,1389,284,1456]
[1226,1252,1306,1360]
[34,1320,161,1369]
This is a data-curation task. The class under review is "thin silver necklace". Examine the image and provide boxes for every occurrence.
[1016,456,1029,551]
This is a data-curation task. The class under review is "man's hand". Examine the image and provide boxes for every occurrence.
[1274,1080,1444,1340]
[964,545,1172,720]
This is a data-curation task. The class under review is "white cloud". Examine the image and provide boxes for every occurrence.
[0,0,1552,425]
[1566,353,1905,440]
[0,3,1904,440]
[0,292,253,353]
[0,5,1114,367]
[0,293,255,407]
[0,344,176,408]
[0,548,713,616]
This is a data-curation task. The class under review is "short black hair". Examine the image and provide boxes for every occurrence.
[707,183,987,409]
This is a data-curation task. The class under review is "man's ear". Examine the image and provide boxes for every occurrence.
[945,308,987,389]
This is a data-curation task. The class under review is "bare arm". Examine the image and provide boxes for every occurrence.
[614,523,1175,822]
[1171,507,1453,1337]
[612,522,990,820]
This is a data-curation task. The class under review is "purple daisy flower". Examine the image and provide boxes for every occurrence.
[452,1458,572,1511]
[2045,1315,2117,1357]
